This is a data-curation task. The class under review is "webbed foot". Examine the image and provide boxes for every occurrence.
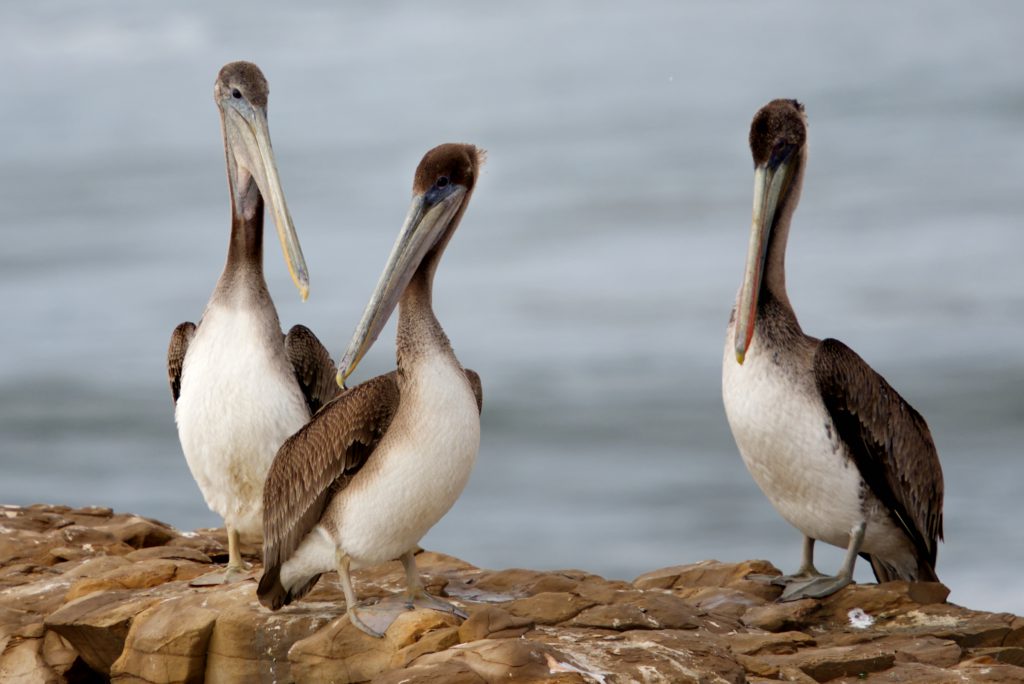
[347,601,394,638]
[748,568,826,586]
[189,563,254,586]
[406,590,468,619]
[779,574,854,601]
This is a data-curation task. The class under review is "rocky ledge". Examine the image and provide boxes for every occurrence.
[1,505,1022,684]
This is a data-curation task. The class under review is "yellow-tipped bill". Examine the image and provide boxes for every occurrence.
[225,103,309,300]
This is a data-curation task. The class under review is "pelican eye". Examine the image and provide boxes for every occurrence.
[232,88,242,99]
[436,176,450,189]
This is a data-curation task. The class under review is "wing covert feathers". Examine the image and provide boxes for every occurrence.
[285,324,340,415]
[167,322,196,404]
[258,371,401,607]
[257,366,483,609]
[813,338,943,580]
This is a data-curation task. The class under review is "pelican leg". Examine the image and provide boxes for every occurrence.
[190,525,252,586]
[748,536,825,585]
[400,551,467,619]
[774,536,827,584]
[336,551,386,638]
[779,522,865,601]
[226,526,248,575]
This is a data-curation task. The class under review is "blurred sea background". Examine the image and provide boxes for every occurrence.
[1,1,1022,613]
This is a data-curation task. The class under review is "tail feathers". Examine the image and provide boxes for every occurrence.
[862,552,939,584]
[257,565,323,611]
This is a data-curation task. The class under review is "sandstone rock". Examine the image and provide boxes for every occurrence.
[40,631,78,679]
[964,646,1024,667]
[743,597,820,632]
[0,506,1021,684]
[62,555,133,579]
[0,572,76,617]
[953,659,1024,683]
[741,641,896,682]
[742,580,951,634]
[532,628,748,684]
[674,585,770,619]
[445,568,554,602]
[390,624,461,669]
[124,546,212,564]
[0,637,60,684]
[289,609,461,684]
[411,637,586,683]
[446,568,604,604]
[109,597,219,683]
[458,606,534,641]
[883,605,1018,648]
[505,592,596,625]
[65,558,208,601]
[568,590,703,631]
[205,599,333,684]
[44,589,161,674]
[371,660,487,684]
[891,635,962,667]
[727,630,817,656]
[634,558,784,603]
[832,661,961,683]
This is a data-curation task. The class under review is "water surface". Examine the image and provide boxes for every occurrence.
[1,1,1022,613]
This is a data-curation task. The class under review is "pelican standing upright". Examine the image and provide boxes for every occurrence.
[722,99,944,601]
[168,62,336,585]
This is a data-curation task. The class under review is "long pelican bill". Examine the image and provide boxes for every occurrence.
[734,157,795,364]
[225,102,310,301]
[336,185,467,386]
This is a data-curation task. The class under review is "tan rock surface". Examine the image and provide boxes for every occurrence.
[0,505,1020,683]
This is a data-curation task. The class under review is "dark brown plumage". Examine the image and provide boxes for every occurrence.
[412,143,482,195]
[814,339,943,582]
[749,99,806,168]
[167,322,195,404]
[215,61,269,108]
[285,325,341,415]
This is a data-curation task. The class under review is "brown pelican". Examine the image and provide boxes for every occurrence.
[722,99,944,600]
[257,143,484,637]
[167,62,336,585]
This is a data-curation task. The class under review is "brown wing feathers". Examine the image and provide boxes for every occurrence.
[167,322,196,404]
[257,366,483,609]
[285,324,340,415]
[258,371,401,608]
[814,338,943,581]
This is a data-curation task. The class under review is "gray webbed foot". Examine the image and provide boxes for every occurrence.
[406,591,468,619]
[189,563,253,586]
[779,574,854,601]
[347,602,392,638]
[759,567,827,586]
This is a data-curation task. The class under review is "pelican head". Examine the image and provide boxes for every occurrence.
[216,61,309,300]
[337,143,483,386]
[734,99,807,364]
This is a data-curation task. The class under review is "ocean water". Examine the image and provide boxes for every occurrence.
[1,1,1022,614]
